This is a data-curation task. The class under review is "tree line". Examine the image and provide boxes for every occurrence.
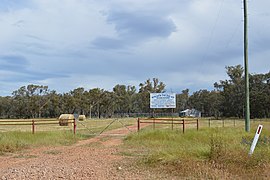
[0,65,269,119]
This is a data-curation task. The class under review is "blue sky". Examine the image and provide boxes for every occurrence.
[0,0,269,96]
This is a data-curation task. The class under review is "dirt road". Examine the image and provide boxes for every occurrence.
[0,124,165,180]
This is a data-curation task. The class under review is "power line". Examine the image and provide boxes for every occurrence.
[201,0,225,61]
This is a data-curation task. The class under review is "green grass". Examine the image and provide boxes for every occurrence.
[123,121,270,179]
[0,118,136,155]
[0,130,82,155]
[0,118,136,134]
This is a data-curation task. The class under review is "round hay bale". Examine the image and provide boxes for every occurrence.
[58,114,74,126]
[78,115,86,121]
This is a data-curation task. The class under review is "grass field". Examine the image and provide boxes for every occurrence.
[122,119,270,179]
[0,118,136,154]
[1,117,270,178]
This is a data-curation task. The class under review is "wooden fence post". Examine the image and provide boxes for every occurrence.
[182,119,185,133]
[137,118,140,132]
[73,119,76,135]
[197,119,199,131]
[32,120,35,134]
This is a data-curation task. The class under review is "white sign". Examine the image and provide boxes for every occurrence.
[150,93,176,109]
[249,124,263,155]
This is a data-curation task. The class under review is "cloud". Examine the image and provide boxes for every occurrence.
[92,10,176,49]
[107,11,176,38]
[92,37,125,50]
[0,55,67,84]
[0,55,29,71]
[0,0,269,96]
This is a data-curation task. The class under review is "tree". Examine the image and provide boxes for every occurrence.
[112,84,136,115]
[138,78,166,113]
[87,88,104,118]
[214,65,245,117]
[176,89,189,112]
[70,87,85,114]
[249,73,270,118]
[45,90,61,118]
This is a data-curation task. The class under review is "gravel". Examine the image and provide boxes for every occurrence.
[0,124,167,180]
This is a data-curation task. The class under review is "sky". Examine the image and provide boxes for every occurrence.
[0,0,269,96]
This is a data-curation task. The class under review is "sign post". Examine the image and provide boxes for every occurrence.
[249,125,263,155]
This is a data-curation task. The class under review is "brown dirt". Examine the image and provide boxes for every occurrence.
[0,124,170,179]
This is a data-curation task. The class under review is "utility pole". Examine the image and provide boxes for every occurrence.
[243,0,250,132]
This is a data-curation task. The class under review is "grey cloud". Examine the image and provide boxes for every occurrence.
[0,55,29,71]
[92,10,177,49]
[13,35,61,57]
[0,55,67,83]
[12,20,25,27]
[92,37,126,50]
[107,11,177,38]
[0,71,68,83]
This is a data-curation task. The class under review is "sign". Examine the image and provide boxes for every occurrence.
[249,124,263,155]
[150,93,176,109]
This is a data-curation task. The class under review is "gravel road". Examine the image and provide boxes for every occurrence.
[0,124,168,180]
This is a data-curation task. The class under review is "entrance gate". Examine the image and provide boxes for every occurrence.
[75,118,136,137]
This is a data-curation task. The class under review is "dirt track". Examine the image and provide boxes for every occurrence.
[0,124,165,179]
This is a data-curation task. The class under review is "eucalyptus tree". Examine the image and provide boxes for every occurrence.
[0,96,13,118]
[249,73,270,118]
[12,86,28,118]
[112,84,136,114]
[176,89,190,112]
[27,85,49,118]
[45,90,61,118]
[10,85,49,118]
[87,88,104,118]
[214,65,245,117]
[99,90,115,118]
[138,78,166,113]
[59,92,76,114]
[70,87,86,114]
[189,89,211,116]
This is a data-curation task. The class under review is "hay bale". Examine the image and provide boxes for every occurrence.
[78,115,86,121]
[58,114,74,126]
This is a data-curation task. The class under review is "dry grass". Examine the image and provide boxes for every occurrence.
[123,119,270,179]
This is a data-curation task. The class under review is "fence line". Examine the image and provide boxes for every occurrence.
[0,119,76,134]
[137,118,199,133]
[206,118,241,128]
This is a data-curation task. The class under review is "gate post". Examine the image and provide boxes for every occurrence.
[73,119,76,135]
[137,118,140,132]
[32,120,35,134]
[182,119,185,133]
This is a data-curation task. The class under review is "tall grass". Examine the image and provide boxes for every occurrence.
[0,130,82,155]
[123,123,270,179]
